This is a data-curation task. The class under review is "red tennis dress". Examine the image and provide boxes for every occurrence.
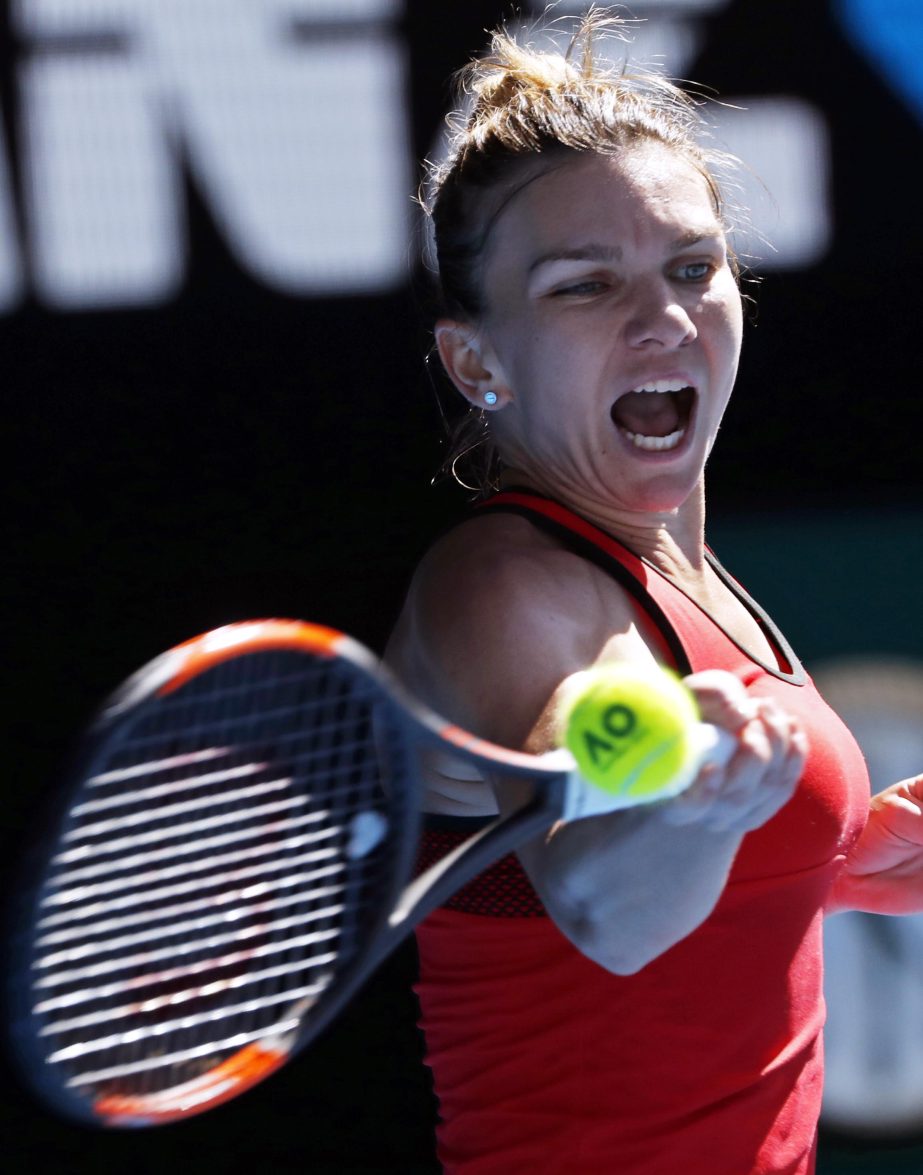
[414,492,869,1174]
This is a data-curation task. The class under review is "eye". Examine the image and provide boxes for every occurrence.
[551,278,609,297]
[675,261,715,282]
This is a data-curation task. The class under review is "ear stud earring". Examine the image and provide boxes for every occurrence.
[484,391,498,406]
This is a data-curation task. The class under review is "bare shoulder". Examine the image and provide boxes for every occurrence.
[386,511,646,750]
[413,512,602,647]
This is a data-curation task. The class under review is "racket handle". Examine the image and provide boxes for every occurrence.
[562,721,737,821]
[695,722,737,769]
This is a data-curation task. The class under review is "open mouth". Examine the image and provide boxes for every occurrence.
[610,381,696,452]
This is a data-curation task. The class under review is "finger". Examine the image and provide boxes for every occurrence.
[710,720,805,833]
[900,775,923,804]
[684,670,757,732]
[692,705,805,833]
[658,696,806,833]
[743,699,806,787]
[662,715,772,828]
[657,761,730,826]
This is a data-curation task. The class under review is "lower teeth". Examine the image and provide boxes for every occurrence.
[624,428,686,452]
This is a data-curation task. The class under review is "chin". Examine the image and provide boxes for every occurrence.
[612,473,701,516]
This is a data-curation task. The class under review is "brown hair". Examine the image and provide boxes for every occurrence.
[422,10,740,492]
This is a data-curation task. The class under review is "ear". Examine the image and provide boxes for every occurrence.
[434,319,510,411]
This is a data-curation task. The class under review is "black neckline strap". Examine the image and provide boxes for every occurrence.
[476,490,693,676]
[476,489,805,686]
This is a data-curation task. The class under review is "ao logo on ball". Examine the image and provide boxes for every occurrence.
[561,665,700,802]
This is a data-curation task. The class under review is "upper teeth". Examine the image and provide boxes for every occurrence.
[627,379,688,395]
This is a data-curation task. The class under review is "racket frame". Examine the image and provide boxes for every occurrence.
[8,621,575,1127]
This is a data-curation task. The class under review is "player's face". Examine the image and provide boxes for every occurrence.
[472,143,743,515]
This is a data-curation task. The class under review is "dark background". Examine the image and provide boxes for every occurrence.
[3,1,923,1170]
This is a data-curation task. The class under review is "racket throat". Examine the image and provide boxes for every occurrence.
[387,791,562,935]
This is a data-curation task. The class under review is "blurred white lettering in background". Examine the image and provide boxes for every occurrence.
[3,0,410,309]
[0,0,857,311]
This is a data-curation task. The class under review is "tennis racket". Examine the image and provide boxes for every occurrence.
[9,618,729,1128]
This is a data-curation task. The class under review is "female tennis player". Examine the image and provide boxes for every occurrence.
[385,12,923,1174]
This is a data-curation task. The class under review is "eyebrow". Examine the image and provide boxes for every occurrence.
[527,244,621,274]
[670,229,724,249]
[527,230,724,274]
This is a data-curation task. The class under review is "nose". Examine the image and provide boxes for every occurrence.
[623,281,697,350]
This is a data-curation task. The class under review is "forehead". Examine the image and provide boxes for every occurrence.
[483,143,723,268]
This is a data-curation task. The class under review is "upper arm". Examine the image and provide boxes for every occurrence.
[386,516,660,757]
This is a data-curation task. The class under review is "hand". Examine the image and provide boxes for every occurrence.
[658,670,807,835]
[827,776,923,915]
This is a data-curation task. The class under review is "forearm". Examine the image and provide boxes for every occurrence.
[520,804,745,974]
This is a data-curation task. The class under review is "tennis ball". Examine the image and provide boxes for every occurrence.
[560,663,701,803]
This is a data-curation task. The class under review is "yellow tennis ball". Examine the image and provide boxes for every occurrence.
[560,663,701,803]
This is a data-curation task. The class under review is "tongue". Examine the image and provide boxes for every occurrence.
[612,391,682,438]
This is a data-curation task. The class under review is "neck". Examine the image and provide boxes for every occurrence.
[497,470,709,583]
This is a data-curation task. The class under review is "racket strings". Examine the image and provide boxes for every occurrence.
[28,648,408,1118]
[41,817,339,911]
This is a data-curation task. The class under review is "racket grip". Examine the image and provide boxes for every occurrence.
[562,721,738,821]
[694,722,737,770]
